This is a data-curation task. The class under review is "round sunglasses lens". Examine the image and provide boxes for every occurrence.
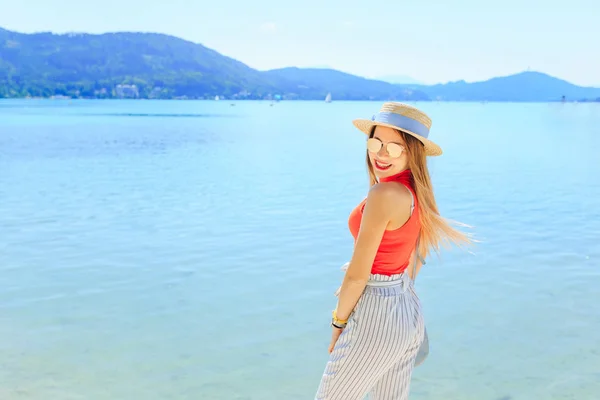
[367,138,382,153]
[387,143,404,158]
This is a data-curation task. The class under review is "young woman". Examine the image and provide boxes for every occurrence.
[315,102,471,400]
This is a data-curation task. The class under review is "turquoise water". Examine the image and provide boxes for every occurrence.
[1,99,599,400]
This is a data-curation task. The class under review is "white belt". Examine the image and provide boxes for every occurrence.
[335,262,411,295]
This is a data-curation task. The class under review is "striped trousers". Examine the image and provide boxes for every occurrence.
[315,272,425,400]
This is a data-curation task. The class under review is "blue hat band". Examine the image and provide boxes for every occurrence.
[372,112,430,139]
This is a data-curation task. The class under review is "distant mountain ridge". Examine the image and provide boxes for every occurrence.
[262,67,429,101]
[376,75,423,85]
[408,72,600,102]
[1,27,599,102]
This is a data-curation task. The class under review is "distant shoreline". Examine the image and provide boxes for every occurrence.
[2,27,600,103]
[1,97,599,103]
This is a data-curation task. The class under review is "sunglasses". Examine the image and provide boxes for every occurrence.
[367,138,405,158]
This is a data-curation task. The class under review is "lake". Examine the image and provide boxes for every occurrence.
[1,99,599,399]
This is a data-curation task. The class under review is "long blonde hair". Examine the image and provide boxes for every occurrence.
[367,128,472,261]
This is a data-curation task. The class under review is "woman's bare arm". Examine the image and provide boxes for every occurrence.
[334,183,411,321]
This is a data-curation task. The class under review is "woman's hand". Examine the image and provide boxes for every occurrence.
[328,326,344,353]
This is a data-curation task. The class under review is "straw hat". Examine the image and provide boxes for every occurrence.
[352,102,442,156]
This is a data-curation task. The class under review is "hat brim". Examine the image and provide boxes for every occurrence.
[352,119,443,157]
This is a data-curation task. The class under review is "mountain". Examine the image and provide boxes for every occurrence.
[409,72,600,102]
[1,27,599,101]
[0,28,426,100]
[377,75,423,85]
[263,68,428,101]
[0,28,283,99]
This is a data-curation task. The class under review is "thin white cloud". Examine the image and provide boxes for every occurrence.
[259,22,277,33]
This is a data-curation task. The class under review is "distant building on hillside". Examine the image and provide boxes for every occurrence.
[115,84,139,99]
[233,90,251,99]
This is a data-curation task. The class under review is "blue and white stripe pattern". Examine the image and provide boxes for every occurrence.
[315,272,425,400]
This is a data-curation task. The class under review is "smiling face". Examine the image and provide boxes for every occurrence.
[367,125,409,180]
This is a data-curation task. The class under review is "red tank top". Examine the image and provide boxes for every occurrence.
[348,169,421,276]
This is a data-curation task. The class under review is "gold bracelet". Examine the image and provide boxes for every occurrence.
[332,309,348,324]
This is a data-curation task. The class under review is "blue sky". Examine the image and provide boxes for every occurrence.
[0,0,598,86]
